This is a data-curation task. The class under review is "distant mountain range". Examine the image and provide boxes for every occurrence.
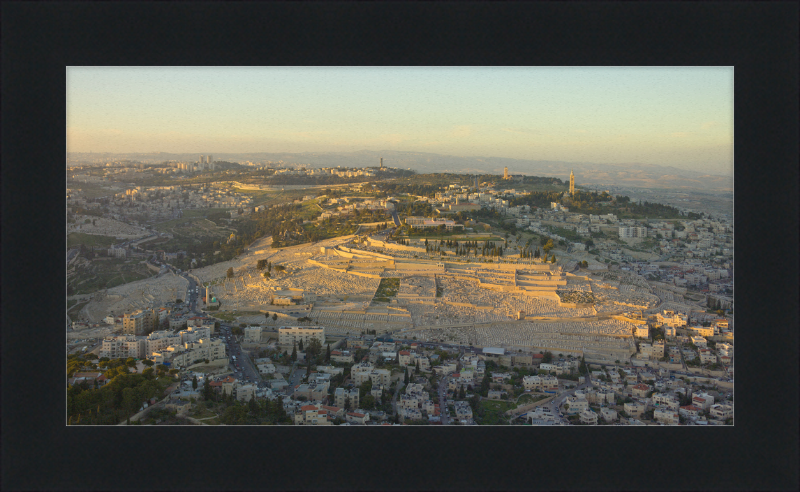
[67,149,733,192]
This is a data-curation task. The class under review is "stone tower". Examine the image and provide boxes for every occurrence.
[569,169,575,195]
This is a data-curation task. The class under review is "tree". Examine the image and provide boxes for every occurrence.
[291,343,297,362]
[192,375,198,390]
[325,343,331,362]
[458,385,466,399]
[298,339,304,351]
[272,313,278,321]
[226,267,234,278]
[306,338,322,362]
[361,395,375,409]
[551,255,556,263]
[415,359,421,375]
[404,366,409,385]
[344,395,351,412]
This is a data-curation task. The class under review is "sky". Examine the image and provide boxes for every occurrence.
[67,67,733,174]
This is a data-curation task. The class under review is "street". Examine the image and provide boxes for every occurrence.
[546,375,593,425]
[437,375,449,425]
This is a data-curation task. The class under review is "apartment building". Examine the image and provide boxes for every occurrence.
[579,409,599,425]
[293,380,329,402]
[709,404,733,421]
[632,384,651,398]
[600,407,618,423]
[295,404,333,426]
[145,330,182,355]
[716,342,733,357]
[351,362,375,386]
[371,384,385,399]
[398,350,413,366]
[156,338,226,367]
[640,342,664,359]
[334,387,360,409]
[369,369,391,386]
[692,392,715,410]
[619,226,647,238]
[454,401,473,421]
[624,402,645,419]
[278,326,325,346]
[699,349,717,364]
[179,326,211,344]
[244,326,262,342]
[688,325,714,338]
[329,350,354,364]
[100,335,145,359]
[654,407,680,425]
[564,396,589,415]
[679,405,702,420]
[652,393,680,411]
[123,309,157,336]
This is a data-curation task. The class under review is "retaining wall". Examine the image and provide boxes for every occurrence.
[505,395,555,417]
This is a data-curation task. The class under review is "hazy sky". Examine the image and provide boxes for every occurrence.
[67,67,733,173]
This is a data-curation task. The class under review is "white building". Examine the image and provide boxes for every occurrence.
[619,226,647,238]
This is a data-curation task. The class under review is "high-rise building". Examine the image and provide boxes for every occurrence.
[123,309,157,336]
[503,167,509,179]
[199,155,205,165]
[207,155,212,165]
[380,157,383,169]
[569,170,575,195]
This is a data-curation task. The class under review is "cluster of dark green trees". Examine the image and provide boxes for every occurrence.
[613,196,684,219]
[215,394,293,425]
[393,200,433,217]
[67,354,174,425]
[424,238,507,257]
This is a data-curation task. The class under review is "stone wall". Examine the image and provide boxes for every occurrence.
[505,395,555,417]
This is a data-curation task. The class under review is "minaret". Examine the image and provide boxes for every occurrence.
[380,157,383,169]
[569,169,575,195]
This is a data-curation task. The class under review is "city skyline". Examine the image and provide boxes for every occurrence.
[67,67,733,175]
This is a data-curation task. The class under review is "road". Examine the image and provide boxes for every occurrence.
[391,380,405,420]
[67,248,79,265]
[437,375,449,425]
[545,374,593,425]
[287,366,304,395]
[218,323,260,383]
